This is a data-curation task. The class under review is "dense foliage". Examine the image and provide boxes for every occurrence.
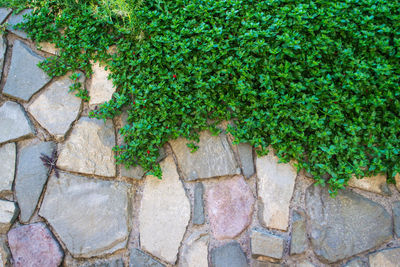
[8,0,400,194]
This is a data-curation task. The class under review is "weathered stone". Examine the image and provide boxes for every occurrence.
[0,143,16,192]
[77,258,124,267]
[28,73,83,139]
[0,200,18,233]
[193,183,205,225]
[238,143,254,178]
[256,151,297,231]
[6,9,32,39]
[0,35,6,80]
[39,172,130,258]
[348,174,390,195]
[342,258,367,267]
[0,8,12,24]
[0,237,11,266]
[16,141,55,223]
[38,42,59,54]
[206,175,254,240]
[180,233,208,267]
[8,223,63,267]
[130,249,165,267]
[290,210,307,255]
[139,155,190,264]
[296,261,316,267]
[3,40,51,101]
[0,101,34,144]
[369,247,400,267]
[394,201,400,238]
[58,117,116,177]
[253,262,282,267]
[170,131,240,180]
[395,174,400,192]
[251,229,284,260]
[306,185,392,263]
[88,61,116,106]
[211,241,248,267]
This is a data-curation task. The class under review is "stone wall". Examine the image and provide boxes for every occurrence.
[0,8,400,267]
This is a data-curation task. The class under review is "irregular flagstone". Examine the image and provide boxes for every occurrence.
[0,101,34,144]
[256,151,297,231]
[250,229,284,260]
[238,143,254,178]
[393,201,400,238]
[169,131,240,180]
[0,35,6,80]
[343,258,368,267]
[254,262,282,267]
[211,241,248,267]
[206,175,254,240]
[296,261,316,267]
[139,155,190,264]
[76,258,124,267]
[16,141,55,223]
[180,233,209,267]
[0,143,16,192]
[306,185,392,263]
[38,42,59,55]
[369,247,400,267]
[290,210,307,255]
[130,249,165,267]
[88,61,116,106]
[6,9,32,39]
[3,40,51,101]
[0,200,18,233]
[0,8,12,24]
[193,183,205,225]
[8,222,63,267]
[0,237,11,266]
[28,73,83,140]
[57,117,116,177]
[39,172,130,258]
[348,174,390,195]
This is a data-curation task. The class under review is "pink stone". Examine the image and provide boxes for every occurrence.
[8,223,64,267]
[206,175,255,240]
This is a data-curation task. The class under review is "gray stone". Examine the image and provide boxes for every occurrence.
[211,241,248,267]
[251,229,284,260]
[130,249,165,267]
[6,9,32,39]
[0,143,16,192]
[253,262,282,267]
[16,141,55,223]
[369,247,400,267]
[169,131,240,180]
[180,233,208,267]
[394,201,400,238]
[193,183,205,225]
[78,258,124,267]
[238,143,254,178]
[290,210,307,255]
[39,172,130,258]
[0,35,6,80]
[3,40,51,101]
[28,73,83,140]
[0,8,12,24]
[342,258,367,267]
[0,200,18,233]
[296,261,316,267]
[0,101,34,144]
[306,185,392,263]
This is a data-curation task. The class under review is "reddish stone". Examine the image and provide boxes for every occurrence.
[8,223,63,267]
[206,175,255,240]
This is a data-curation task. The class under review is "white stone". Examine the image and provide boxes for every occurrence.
[88,61,115,106]
[139,155,190,264]
[256,151,297,231]
[348,174,390,195]
[0,101,34,144]
[0,143,15,192]
[0,200,17,233]
[180,233,209,267]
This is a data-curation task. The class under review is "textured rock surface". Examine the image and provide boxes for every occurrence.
[76,258,124,267]
[394,201,400,238]
[8,223,63,267]
[0,101,34,144]
[0,237,11,267]
[0,200,18,233]
[251,229,284,259]
[130,249,165,267]
[28,73,83,139]
[88,61,116,106]
[348,174,390,195]
[256,151,297,231]
[253,262,282,267]
[211,241,248,267]
[238,143,254,178]
[180,233,208,267]
[193,183,205,225]
[16,141,55,223]
[369,247,400,267]
[139,155,190,264]
[3,40,51,101]
[295,261,316,267]
[58,117,116,177]
[290,210,307,255]
[0,8,11,24]
[38,42,59,54]
[39,172,130,258]
[0,143,16,192]
[306,185,392,263]
[6,9,32,39]
[396,174,400,192]
[0,35,6,80]
[206,175,254,240]
[343,258,367,267]
[170,131,240,180]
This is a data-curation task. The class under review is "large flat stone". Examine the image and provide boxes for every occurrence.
[88,61,116,106]
[0,200,18,233]
[0,143,16,192]
[306,185,392,263]
[290,210,307,255]
[0,8,12,24]
[348,174,390,195]
[170,131,240,180]
[250,229,284,260]
[3,40,51,101]
[39,172,130,258]
[193,183,205,225]
[394,201,400,238]
[16,141,55,223]
[180,233,209,267]
[139,155,190,264]
[211,241,248,267]
[0,101,34,144]
[0,35,6,80]
[238,143,254,178]
[6,9,32,39]
[130,249,165,267]
[256,151,297,231]
[28,73,83,140]
[369,247,400,267]
[57,117,116,177]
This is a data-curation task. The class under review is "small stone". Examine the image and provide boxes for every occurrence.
[76,258,124,267]
[8,222,63,267]
[57,117,116,177]
[0,143,16,192]
[0,200,18,233]
[0,35,6,80]
[3,40,51,101]
[139,156,190,264]
[180,233,208,267]
[251,229,284,260]
[16,141,55,223]
[369,247,400,267]
[290,210,307,255]
[130,249,165,267]
[296,261,316,267]
[395,173,400,192]
[256,151,297,231]
[28,73,83,139]
[39,172,130,258]
[88,61,116,106]
[0,101,34,144]
[238,143,254,178]
[211,241,248,267]
[342,257,367,267]
[393,201,400,238]
[170,131,240,180]
[6,9,32,39]
[0,236,11,266]
[38,42,59,54]
[193,183,205,225]
[206,175,254,240]
[348,174,390,195]
[0,8,12,24]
